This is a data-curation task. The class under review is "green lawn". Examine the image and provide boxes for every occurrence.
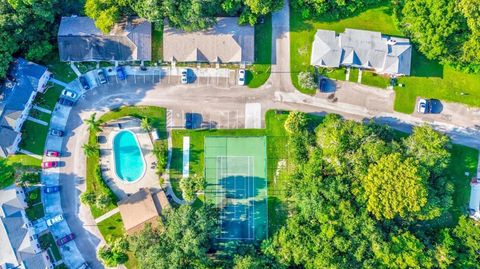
[19,120,49,155]
[152,24,163,62]
[43,53,76,83]
[394,49,480,113]
[447,145,479,224]
[39,232,62,261]
[86,106,167,218]
[29,109,51,123]
[97,212,125,243]
[75,62,98,74]
[290,3,480,111]
[362,70,389,88]
[34,83,64,111]
[170,110,322,234]
[25,203,44,221]
[27,188,41,206]
[6,154,41,167]
[349,68,359,82]
[247,14,272,88]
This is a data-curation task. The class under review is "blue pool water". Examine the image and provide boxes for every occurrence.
[113,131,145,182]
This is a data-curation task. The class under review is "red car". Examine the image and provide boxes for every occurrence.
[45,150,60,157]
[56,233,75,246]
[42,161,58,169]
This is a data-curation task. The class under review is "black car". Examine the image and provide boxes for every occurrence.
[185,113,193,129]
[58,97,75,107]
[50,129,64,137]
[79,76,90,90]
[319,78,327,92]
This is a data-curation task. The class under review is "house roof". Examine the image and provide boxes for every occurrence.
[311,28,412,75]
[57,16,152,61]
[118,188,169,235]
[163,17,254,63]
[0,186,45,269]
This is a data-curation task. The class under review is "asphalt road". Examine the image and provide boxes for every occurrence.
[56,0,480,268]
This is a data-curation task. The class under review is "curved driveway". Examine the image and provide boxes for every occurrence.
[57,1,480,268]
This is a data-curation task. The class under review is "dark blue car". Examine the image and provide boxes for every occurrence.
[116,66,126,80]
[44,186,60,194]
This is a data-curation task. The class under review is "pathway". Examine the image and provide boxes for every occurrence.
[33,105,52,114]
[70,63,82,77]
[19,149,42,160]
[94,207,120,223]
[163,129,188,205]
[27,116,48,126]
[50,78,69,88]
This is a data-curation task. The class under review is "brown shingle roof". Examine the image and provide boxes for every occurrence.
[118,188,170,235]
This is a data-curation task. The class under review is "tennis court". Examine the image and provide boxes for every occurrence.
[204,137,268,240]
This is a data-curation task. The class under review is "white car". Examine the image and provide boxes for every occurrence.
[417,98,430,114]
[46,214,64,227]
[61,89,77,99]
[238,69,246,85]
[181,69,188,84]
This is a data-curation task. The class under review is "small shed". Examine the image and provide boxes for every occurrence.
[150,129,159,141]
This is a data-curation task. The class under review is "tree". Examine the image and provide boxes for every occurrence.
[403,125,451,175]
[180,175,206,202]
[162,0,221,32]
[153,141,167,175]
[96,193,112,209]
[82,143,99,158]
[453,216,480,267]
[84,113,102,133]
[297,72,316,90]
[141,117,152,132]
[284,111,308,135]
[98,238,129,266]
[80,191,97,206]
[129,205,219,268]
[362,153,428,220]
[0,158,15,188]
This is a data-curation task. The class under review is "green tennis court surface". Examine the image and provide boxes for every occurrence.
[204,137,268,240]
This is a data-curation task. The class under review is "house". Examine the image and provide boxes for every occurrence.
[118,188,170,235]
[57,16,152,62]
[0,58,50,157]
[469,178,480,220]
[310,28,412,76]
[163,17,254,64]
[0,185,52,269]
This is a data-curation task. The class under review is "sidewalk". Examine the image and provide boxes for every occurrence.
[19,149,42,160]
[94,207,120,223]
[27,116,48,126]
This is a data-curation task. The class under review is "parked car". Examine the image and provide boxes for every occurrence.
[79,76,90,90]
[45,150,60,157]
[417,98,431,114]
[42,161,58,169]
[181,69,188,84]
[97,69,108,84]
[43,186,60,194]
[56,233,75,246]
[185,112,193,129]
[238,69,246,86]
[116,66,126,80]
[50,129,64,137]
[58,98,75,107]
[46,214,64,227]
[319,78,327,92]
[61,89,77,99]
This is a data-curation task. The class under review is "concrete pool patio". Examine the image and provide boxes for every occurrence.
[98,117,161,199]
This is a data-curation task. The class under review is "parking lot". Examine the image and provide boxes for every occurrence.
[168,108,245,129]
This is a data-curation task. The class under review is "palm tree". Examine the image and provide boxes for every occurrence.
[82,143,99,158]
[141,117,152,132]
[84,113,102,133]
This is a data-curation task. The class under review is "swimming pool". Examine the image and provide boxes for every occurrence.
[113,130,145,183]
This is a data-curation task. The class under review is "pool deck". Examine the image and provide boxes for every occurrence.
[98,117,162,200]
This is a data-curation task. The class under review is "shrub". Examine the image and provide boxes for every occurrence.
[153,140,168,175]
[81,191,97,206]
[96,193,112,209]
[298,71,317,90]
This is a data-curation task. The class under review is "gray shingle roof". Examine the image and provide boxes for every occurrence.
[58,16,152,61]
[0,58,47,156]
[311,28,412,75]
[163,17,254,63]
